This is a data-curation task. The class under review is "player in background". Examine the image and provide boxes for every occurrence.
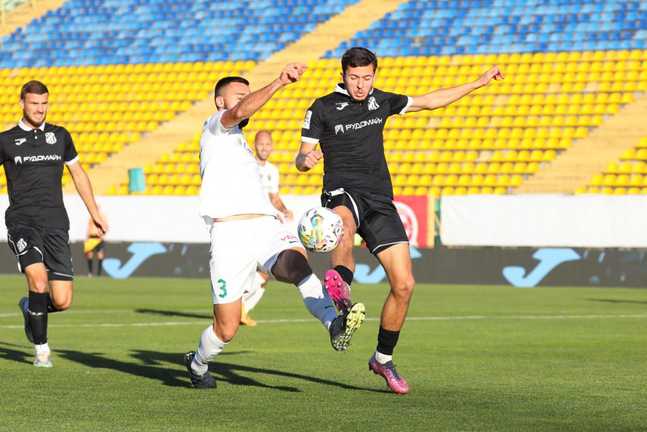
[296,47,503,394]
[0,80,108,367]
[184,65,366,389]
[255,130,293,221]
[239,130,294,326]
[84,204,108,277]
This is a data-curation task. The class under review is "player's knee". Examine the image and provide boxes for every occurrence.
[52,297,72,311]
[271,249,312,285]
[392,275,415,301]
[28,277,48,294]
[213,321,238,343]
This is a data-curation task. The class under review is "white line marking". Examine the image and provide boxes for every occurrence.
[0,314,646,330]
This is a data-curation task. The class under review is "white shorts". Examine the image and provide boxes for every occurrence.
[208,216,302,304]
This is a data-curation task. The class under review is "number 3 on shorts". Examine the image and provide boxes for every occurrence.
[216,278,227,299]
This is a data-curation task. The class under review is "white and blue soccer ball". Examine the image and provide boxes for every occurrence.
[297,207,343,253]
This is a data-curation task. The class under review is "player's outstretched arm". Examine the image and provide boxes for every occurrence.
[295,141,322,172]
[67,162,108,234]
[221,63,307,128]
[407,66,504,113]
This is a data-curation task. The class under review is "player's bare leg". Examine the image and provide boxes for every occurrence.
[186,300,241,389]
[325,206,356,311]
[49,280,74,312]
[369,243,415,394]
[21,263,53,367]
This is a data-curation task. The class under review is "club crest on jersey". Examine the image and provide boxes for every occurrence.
[14,138,26,146]
[367,96,380,111]
[335,102,349,111]
[334,124,345,135]
[45,132,57,144]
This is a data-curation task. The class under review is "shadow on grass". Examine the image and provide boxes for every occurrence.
[587,298,647,305]
[135,308,212,320]
[56,349,384,393]
[0,342,31,365]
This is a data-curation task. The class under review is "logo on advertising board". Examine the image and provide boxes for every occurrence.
[393,196,431,248]
[394,201,419,246]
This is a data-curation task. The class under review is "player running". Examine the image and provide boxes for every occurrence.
[184,65,366,389]
[1,80,108,367]
[296,47,503,394]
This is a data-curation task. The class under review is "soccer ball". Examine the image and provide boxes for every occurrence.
[297,207,344,253]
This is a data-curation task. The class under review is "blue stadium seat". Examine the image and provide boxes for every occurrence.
[325,0,647,58]
[0,0,359,67]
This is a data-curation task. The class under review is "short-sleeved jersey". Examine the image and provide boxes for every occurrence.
[0,121,79,229]
[199,111,277,220]
[301,84,411,198]
[257,161,280,195]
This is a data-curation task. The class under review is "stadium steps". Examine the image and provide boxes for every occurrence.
[88,0,407,195]
[515,93,647,193]
[0,0,67,38]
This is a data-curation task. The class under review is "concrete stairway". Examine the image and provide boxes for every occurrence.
[515,93,647,193]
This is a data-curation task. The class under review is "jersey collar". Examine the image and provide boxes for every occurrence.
[18,119,45,131]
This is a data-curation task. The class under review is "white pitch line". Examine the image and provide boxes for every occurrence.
[0,309,161,318]
[0,314,646,330]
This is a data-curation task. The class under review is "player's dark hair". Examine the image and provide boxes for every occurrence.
[20,80,49,99]
[341,47,378,73]
[214,76,250,97]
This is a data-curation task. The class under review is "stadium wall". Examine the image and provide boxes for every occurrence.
[0,242,645,288]
[1,196,646,287]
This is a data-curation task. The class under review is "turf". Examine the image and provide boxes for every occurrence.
[1,275,646,431]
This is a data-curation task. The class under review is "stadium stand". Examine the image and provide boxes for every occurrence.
[0,0,359,66]
[1,0,646,196]
[0,61,253,194]
[0,0,361,194]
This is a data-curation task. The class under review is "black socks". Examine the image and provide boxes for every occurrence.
[28,291,48,344]
[334,265,354,286]
[377,326,400,356]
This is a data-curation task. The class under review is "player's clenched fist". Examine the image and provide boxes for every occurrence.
[279,63,307,85]
[303,149,322,168]
[475,66,504,88]
[297,149,322,171]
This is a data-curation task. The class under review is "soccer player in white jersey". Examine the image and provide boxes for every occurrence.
[184,66,366,389]
[255,130,293,220]
[240,130,294,326]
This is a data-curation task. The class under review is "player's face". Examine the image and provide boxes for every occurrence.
[21,92,48,128]
[254,134,273,161]
[342,65,375,101]
[220,82,250,110]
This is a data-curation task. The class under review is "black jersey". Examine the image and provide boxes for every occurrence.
[301,84,410,198]
[0,121,78,229]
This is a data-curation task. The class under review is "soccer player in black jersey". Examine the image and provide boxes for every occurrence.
[0,81,108,367]
[296,47,503,394]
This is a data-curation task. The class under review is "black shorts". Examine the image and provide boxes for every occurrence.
[7,224,74,281]
[321,188,408,255]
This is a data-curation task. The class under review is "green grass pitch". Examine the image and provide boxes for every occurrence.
[1,275,646,431]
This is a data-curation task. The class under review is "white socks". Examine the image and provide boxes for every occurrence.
[242,273,266,313]
[35,343,50,355]
[375,351,393,364]
[297,274,337,329]
[192,326,226,375]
